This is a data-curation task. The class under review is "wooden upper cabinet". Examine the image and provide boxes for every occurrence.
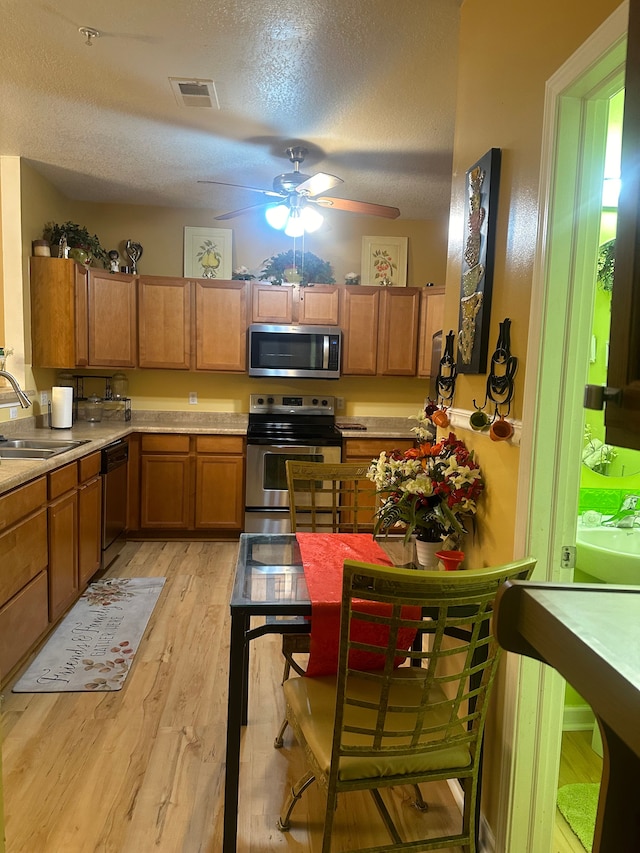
[417,286,445,377]
[138,276,191,369]
[251,283,294,323]
[377,288,421,375]
[250,282,340,325]
[88,270,137,367]
[298,285,339,325]
[340,286,421,376]
[195,280,249,371]
[30,257,88,368]
[340,286,380,375]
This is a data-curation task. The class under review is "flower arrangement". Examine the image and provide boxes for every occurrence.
[345,272,360,285]
[232,265,255,280]
[583,425,617,474]
[367,413,484,545]
[260,250,334,286]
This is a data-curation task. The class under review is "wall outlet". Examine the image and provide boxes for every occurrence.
[189,391,198,405]
[336,397,345,411]
[40,391,49,407]
[9,407,18,420]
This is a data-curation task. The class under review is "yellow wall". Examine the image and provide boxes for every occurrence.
[450,0,621,828]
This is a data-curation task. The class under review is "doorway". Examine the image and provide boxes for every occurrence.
[502,6,629,852]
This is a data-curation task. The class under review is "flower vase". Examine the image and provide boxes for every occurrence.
[415,538,440,570]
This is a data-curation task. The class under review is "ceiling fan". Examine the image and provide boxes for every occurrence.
[198,146,400,235]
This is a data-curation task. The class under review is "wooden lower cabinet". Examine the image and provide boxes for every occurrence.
[343,437,415,527]
[194,436,244,530]
[0,478,49,679]
[139,434,245,532]
[78,452,103,587]
[48,486,79,622]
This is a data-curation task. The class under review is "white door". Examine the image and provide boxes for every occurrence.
[501,6,629,852]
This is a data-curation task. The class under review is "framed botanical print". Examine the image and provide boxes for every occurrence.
[361,236,408,286]
[184,226,233,279]
[456,148,501,374]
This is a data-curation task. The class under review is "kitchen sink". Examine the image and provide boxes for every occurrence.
[0,437,90,460]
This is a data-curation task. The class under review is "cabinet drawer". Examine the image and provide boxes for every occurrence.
[48,462,78,499]
[0,509,48,608]
[78,451,101,482]
[0,570,49,679]
[196,435,244,454]
[343,438,414,459]
[141,434,190,453]
[0,477,46,532]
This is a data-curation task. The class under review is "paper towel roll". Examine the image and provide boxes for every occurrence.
[51,386,73,429]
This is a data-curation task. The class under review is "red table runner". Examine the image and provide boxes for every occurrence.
[296,533,418,677]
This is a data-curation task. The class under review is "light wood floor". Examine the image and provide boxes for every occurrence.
[1,541,465,853]
[553,730,603,853]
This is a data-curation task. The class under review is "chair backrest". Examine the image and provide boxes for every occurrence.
[331,558,537,774]
[286,460,374,533]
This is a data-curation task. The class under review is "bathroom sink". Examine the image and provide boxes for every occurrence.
[0,438,90,460]
[575,525,640,585]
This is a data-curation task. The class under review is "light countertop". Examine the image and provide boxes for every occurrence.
[0,412,415,496]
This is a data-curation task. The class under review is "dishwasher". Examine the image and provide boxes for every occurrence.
[101,439,129,569]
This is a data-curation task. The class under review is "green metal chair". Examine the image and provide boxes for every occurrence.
[276,556,536,853]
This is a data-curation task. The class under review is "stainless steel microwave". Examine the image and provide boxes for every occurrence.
[248,324,342,379]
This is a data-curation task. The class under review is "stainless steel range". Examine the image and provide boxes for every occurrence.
[244,393,343,533]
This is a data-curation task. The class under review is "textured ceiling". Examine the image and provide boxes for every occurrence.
[1,0,461,222]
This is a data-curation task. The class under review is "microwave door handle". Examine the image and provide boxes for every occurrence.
[323,335,329,369]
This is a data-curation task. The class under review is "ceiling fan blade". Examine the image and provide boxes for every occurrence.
[198,179,284,199]
[214,201,274,220]
[314,196,401,219]
[296,172,343,197]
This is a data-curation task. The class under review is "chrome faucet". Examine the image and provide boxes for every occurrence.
[603,494,640,528]
[0,370,31,408]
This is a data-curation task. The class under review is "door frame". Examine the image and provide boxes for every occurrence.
[498,6,628,852]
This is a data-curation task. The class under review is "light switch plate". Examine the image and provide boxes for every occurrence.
[189,391,198,404]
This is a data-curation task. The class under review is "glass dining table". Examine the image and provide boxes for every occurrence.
[223,532,414,852]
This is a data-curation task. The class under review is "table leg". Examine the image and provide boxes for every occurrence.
[223,610,249,853]
[593,720,640,853]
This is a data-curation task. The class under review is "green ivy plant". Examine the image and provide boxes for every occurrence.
[43,221,109,267]
[597,238,615,293]
[260,250,335,286]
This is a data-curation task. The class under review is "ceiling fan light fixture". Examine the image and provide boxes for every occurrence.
[300,205,323,233]
[265,204,290,230]
[284,211,305,238]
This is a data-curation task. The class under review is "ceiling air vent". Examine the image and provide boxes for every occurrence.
[169,77,220,109]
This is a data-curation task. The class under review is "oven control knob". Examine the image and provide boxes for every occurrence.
[312,398,318,405]
[267,397,274,405]
[322,399,328,406]
[256,397,264,405]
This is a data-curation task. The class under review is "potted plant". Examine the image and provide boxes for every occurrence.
[43,221,109,268]
[260,250,335,286]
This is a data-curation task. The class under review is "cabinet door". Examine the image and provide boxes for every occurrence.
[378,288,420,375]
[417,286,445,377]
[340,287,379,375]
[140,455,192,528]
[78,476,102,587]
[138,276,191,369]
[251,283,294,323]
[49,490,79,621]
[298,286,340,325]
[343,438,416,526]
[195,455,244,529]
[195,280,248,371]
[88,271,137,367]
[30,257,85,368]
[0,572,49,682]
